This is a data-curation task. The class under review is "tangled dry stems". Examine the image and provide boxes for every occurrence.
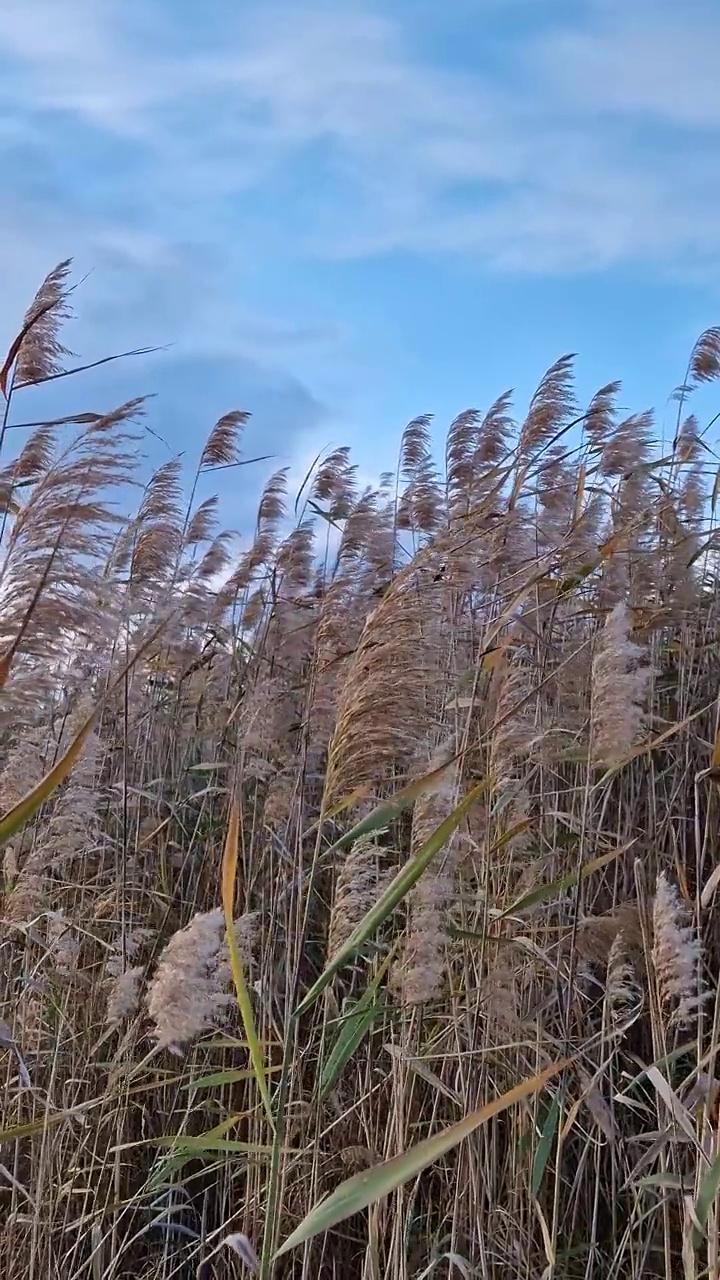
[0,263,719,1279]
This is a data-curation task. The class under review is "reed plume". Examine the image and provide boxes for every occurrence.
[392,740,459,1006]
[146,908,230,1054]
[323,552,446,806]
[652,872,704,1029]
[590,601,651,767]
[2,278,720,1280]
[15,259,74,386]
[329,837,389,957]
[199,410,250,470]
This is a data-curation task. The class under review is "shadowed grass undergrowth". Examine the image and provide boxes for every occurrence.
[2,266,720,1279]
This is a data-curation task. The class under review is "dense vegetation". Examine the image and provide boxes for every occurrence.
[2,262,720,1279]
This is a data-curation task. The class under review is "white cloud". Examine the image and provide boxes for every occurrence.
[0,3,153,135]
[1,0,719,281]
[536,0,720,130]
[3,0,719,527]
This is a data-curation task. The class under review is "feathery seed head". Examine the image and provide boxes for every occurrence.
[652,872,705,1029]
[200,410,249,470]
[590,602,651,768]
[606,931,643,1032]
[16,260,74,386]
[146,908,229,1055]
[689,327,720,384]
[392,739,460,1006]
[106,965,144,1028]
[329,837,389,958]
[146,909,256,1054]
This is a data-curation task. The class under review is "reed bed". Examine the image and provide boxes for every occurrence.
[2,263,720,1279]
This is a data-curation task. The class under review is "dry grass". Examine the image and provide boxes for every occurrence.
[2,263,720,1279]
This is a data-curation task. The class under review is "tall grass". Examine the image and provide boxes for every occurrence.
[2,264,720,1279]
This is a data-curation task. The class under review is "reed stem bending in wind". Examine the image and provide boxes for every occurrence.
[1,262,720,1280]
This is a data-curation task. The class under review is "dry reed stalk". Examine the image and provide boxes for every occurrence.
[0,719,48,796]
[489,644,540,789]
[15,259,74,386]
[146,908,256,1054]
[606,931,643,1031]
[105,964,144,1027]
[199,410,249,470]
[45,910,81,975]
[518,354,577,458]
[3,294,720,1280]
[392,739,460,1006]
[652,872,705,1029]
[146,908,231,1053]
[323,553,447,807]
[328,837,390,957]
[481,954,521,1036]
[590,601,652,767]
[398,414,443,533]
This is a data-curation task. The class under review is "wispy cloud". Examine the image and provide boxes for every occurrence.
[537,0,720,130]
[3,0,719,280]
[0,0,718,500]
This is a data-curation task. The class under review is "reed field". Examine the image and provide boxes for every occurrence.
[2,261,720,1279]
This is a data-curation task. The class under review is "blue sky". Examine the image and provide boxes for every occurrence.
[2,0,720,523]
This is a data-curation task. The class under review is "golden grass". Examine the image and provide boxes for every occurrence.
[1,262,720,1278]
